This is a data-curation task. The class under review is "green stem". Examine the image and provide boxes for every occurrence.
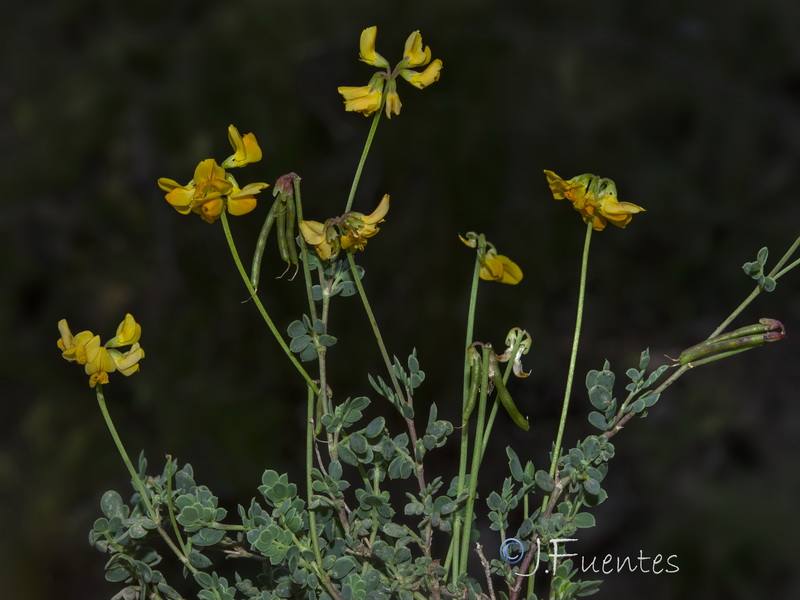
[306,386,325,570]
[95,385,156,520]
[345,253,407,405]
[544,222,593,509]
[165,457,189,558]
[95,386,200,575]
[710,234,800,337]
[293,177,319,323]
[459,346,492,575]
[219,210,319,394]
[448,257,481,582]
[344,110,382,213]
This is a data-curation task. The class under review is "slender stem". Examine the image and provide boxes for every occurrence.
[345,253,407,405]
[710,235,800,337]
[219,210,319,394]
[448,258,481,582]
[543,222,593,509]
[95,385,156,519]
[344,110,382,213]
[165,457,189,558]
[95,386,200,575]
[306,386,325,570]
[346,251,427,493]
[293,178,319,323]
[459,346,492,575]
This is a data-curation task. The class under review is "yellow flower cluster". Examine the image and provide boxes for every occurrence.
[299,195,390,260]
[157,125,269,223]
[460,232,523,285]
[57,314,145,387]
[544,170,645,231]
[338,26,443,119]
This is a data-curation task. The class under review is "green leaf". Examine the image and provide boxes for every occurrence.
[331,556,357,580]
[188,551,212,569]
[535,470,554,492]
[289,335,311,353]
[507,447,524,482]
[588,386,612,411]
[583,478,601,495]
[588,411,608,431]
[299,345,318,362]
[287,320,307,338]
[338,444,358,466]
[101,490,126,520]
[365,417,385,438]
[573,512,596,528]
[382,523,407,538]
[318,334,337,347]
[639,348,650,370]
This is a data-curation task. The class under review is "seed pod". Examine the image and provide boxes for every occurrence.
[492,370,530,431]
[462,348,481,422]
[250,196,281,290]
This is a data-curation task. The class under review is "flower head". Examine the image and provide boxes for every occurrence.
[157,126,268,223]
[338,26,442,119]
[544,170,644,231]
[57,314,145,387]
[300,195,390,260]
[460,232,523,285]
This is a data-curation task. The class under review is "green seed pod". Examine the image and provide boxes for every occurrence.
[250,197,281,290]
[493,370,530,431]
[462,348,481,422]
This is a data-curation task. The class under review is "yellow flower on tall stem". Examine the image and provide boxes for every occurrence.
[157,126,268,224]
[57,314,145,387]
[460,232,523,285]
[337,26,442,119]
[544,170,644,231]
[300,195,390,260]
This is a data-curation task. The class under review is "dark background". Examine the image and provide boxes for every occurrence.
[4,1,800,598]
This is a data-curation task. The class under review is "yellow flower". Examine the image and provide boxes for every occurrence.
[338,75,386,117]
[544,170,644,231]
[384,81,402,118]
[158,144,267,224]
[157,178,195,214]
[358,26,389,68]
[338,26,442,119]
[106,313,141,348]
[301,195,390,260]
[228,182,269,216]
[57,314,145,387]
[299,220,339,261]
[460,232,523,285]
[341,194,390,251]
[401,59,443,89]
[402,31,431,68]
[480,253,523,285]
[222,125,263,169]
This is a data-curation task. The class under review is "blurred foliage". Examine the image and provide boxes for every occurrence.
[3,0,800,598]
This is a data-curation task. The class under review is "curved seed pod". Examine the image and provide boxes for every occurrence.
[275,200,290,265]
[492,370,530,431]
[462,348,481,422]
[284,191,299,268]
[250,196,281,290]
